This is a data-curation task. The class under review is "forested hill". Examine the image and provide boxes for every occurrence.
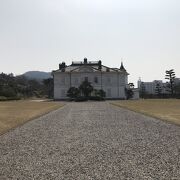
[0,73,53,100]
[23,71,51,80]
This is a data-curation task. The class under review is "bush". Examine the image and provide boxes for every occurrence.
[67,87,80,99]
[89,96,105,101]
[0,96,21,101]
[79,81,93,97]
[7,97,21,101]
[75,96,88,102]
[0,87,16,97]
[0,96,7,101]
[125,88,134,100]
[93,89,106,98]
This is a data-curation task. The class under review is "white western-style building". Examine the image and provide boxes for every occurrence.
[52,58,138,100]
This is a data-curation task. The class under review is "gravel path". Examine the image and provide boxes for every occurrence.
[0,102,180,180]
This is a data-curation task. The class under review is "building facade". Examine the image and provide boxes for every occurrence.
[138,78,180,95]
[137,80,167,94]
[52,58,133,100]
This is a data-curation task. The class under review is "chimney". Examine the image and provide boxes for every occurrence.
[59,62,66,71]
[98,60,102,70]
[59,63,62,70]
[84,58,87,64]
[62,62,66,68]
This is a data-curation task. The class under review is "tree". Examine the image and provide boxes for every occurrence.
[94,89,106,98]
[165,69,175,95]
[67,87,80,98]
[43,78,54,98]
[125,88,134,100]
[79,80,93,97]
[155,81,162,97]
[128,83,134,89]
[1,86,16,97]
[0,73,17,97]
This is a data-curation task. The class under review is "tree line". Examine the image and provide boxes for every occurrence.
[0,73,53,100]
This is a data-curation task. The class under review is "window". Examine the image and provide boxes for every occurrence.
[107,77,111,83]
[74,78,78,84]
[107,89,111,97]
[61,77,65,85]
[94,77,98,83]
[61,90,65,97]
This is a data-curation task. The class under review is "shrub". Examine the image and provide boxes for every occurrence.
[67,87,80,98]
[0,96,7,101]
[94,89,106,98]
[79,81,93,97]
[89,96,105,101]
[74,96,88,102]
[0,96,21,101]
[125,88,134,100]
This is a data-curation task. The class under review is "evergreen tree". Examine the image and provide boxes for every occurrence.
[0,73,53,99]
[43,78,54,98]
[94,89,106,98]
[67,87,80,98]
[125,88,134,100]
[165,69,175,95]
[128,83,134,89]
[79,80,93,97]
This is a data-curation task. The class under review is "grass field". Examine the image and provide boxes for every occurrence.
[0,100,64,135]
[111,99,180,125]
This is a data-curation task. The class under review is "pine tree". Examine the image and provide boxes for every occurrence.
[79,80,93,97]
[165,69,175,95]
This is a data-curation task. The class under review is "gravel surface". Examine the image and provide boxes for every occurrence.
[0,102,180,180]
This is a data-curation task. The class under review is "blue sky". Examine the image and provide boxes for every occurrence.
[0,0,180,86]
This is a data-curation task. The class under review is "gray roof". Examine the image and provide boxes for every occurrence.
[52,59,129,75]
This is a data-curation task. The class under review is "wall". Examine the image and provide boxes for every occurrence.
[54,71,127,99]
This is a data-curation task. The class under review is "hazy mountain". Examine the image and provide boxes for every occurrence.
[23,71,52,80]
